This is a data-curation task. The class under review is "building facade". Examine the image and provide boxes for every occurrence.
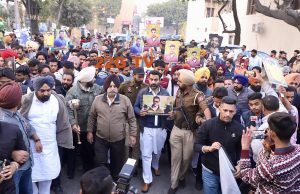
[186,0,300,56]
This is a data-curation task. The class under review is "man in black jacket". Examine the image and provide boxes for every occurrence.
[194,96,244,194]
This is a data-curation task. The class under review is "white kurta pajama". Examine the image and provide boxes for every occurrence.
[140,126,167,184]
[28,94,61,193]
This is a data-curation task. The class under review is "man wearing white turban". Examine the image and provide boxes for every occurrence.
[168,69,211,194]
[65,66,102,178]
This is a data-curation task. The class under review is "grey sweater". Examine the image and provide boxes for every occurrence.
[65,82,102,132]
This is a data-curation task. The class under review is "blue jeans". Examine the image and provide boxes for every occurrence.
[202,167,221,194]
[13,168,33,194]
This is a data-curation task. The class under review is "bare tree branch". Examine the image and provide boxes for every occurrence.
[255,0,300,31]
[218,0,229,31]
[56,0,65,25]
[274,0,280,9]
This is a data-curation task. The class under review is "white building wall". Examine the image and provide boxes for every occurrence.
[186,0,300,57]
[185,0,206,42]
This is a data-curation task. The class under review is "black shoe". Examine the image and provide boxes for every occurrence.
[133,169,138,177]
[178,179,186,189]
[195,180,203,191]
[191,167,197,176]
[53,185,64,194]
[167,187,177,194]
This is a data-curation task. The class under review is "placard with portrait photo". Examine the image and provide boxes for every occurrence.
[146,24,160,47]
[207,34,223,54]
[142,95,174,115]
[164,41,180,63]
[187,48,201,68]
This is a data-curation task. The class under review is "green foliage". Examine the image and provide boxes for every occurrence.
[146,0,188,27]
[59,0,93,27]
[97,0,122,25]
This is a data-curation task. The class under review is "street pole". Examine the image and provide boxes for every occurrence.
[14,0,20,29]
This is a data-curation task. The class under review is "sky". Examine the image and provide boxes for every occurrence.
[135,0,169,15]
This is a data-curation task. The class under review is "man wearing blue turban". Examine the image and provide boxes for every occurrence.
[227,74,253,124]
[20,75,73,194]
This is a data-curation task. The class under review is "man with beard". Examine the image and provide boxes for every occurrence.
[227,74,253,125]
[193,66,213,183]
[119,62,132,82]
[134,70,170,193]
[247,92,264,128]
[20,75,73,194]
[216,63,225,80]
[194,97,243,194]
[145,60,171,90]
[194,67,212,98]
[61,73,74,97]
[248,49,262,70]
[119,67,147,164]
[250,95,288,164]
[65,66,102,178]
[87,74,137,181]
[55,61,79,83]
[168,69,211,194]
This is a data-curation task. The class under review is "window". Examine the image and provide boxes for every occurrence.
[206,7,215,17]
[246,0,256,15]
[228,35,234,45]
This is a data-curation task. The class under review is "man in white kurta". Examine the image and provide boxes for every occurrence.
[28,93,60,193]
[134,71,170,193]
[21,75,63,194]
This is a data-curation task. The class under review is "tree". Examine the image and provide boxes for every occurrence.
[21,0,44,34]
[255,0,300,31]
[217,0,241,45]
[59,0,93,27]
[97,0,122,27]
[146,0,188,33]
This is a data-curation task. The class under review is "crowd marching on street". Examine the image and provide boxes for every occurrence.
[0,30,300,194]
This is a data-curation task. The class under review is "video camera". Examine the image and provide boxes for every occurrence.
[114,158,138,194]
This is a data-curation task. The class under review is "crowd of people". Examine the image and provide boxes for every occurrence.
[0,30,300,194]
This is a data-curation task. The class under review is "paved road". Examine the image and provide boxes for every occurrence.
[51,152,203,194]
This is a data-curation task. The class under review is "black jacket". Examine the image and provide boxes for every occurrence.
[208,102,218,118]
[194,117,243,175]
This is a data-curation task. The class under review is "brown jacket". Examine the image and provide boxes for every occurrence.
[174,87,208,130]
[87,93,137,142]
[20,91,74,149]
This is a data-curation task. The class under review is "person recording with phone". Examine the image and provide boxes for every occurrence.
[240,112,300,193]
